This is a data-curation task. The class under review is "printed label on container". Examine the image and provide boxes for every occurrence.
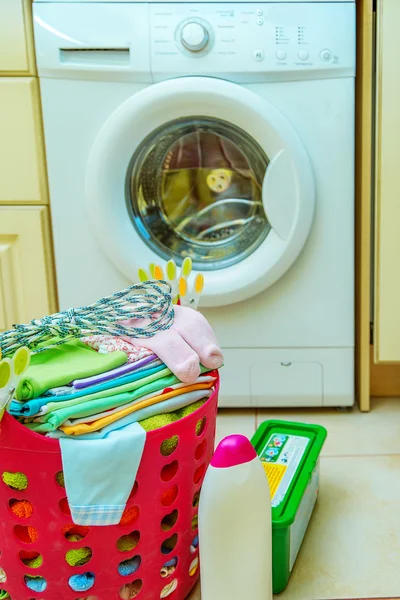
[259,433,309,507]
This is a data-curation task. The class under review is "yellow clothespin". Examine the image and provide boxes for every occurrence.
[166,260,179,303]
[0,347,30,420]
[154,265,164,281]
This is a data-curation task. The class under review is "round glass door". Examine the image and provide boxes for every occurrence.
[86,76,315,307]
[127,117,270,270]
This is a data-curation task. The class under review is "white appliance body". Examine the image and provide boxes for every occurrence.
[33,1,356,408]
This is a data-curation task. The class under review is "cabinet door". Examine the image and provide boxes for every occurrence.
[0,0,35,75]
[374,0,400,362]
[0,78,48,204]
[0,207,57,331]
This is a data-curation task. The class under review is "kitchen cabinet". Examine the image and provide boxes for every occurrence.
[0,78,49,204]
[0,0,36,75]
[0,207,57,331]
[0,1,57,332]
[374,0,400,364]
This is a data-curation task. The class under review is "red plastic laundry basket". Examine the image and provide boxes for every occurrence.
[0,376,219,600]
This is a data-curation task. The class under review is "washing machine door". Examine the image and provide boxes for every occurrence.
[86,77,315,307]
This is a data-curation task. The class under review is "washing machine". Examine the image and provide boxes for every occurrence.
[33,0,356,408]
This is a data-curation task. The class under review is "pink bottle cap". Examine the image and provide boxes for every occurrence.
[211,434,257,468]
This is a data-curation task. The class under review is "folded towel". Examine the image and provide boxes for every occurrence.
[59,383,214,436]
[72,355,160,389]
[15,339,127,401]
[48,390,211,440]
[57,374,216,427]
[10,364,169,418]
[23,366,213,432]
[44,358,161,397]
[60,421,146,525]
[49,363,166,405]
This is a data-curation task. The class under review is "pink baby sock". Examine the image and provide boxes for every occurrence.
[119,317,200,384]
[131,329,200,384]
[172,306,224,370]
[118,306,223,384]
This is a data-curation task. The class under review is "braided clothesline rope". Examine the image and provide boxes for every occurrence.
[0,281,174,358]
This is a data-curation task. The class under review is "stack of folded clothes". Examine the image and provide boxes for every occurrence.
[10,337,217,436]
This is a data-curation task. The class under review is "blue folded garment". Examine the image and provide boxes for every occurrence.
[60,421,146,526]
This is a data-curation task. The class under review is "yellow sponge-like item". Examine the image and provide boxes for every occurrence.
[65,547,92,567]
[140,400,205,433]
[140,400,206,456]
[117,532,139,553]
[2,471,28,491]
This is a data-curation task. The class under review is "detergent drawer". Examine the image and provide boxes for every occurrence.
[218,348,354,408]
[250,361,323,407]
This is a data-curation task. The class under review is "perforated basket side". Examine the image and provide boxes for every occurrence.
[0,377,219,600]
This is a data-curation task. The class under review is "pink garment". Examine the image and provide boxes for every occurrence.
[120,305,224,385]
[81,335,153,364]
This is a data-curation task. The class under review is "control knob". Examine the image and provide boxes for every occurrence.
[181,21,209,52]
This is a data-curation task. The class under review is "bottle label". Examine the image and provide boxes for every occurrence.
[259,433,309,507]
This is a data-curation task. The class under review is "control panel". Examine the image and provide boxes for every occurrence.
[150,2,355,79]
[33,1,355,82]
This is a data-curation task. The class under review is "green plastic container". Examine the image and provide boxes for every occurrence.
[251,419,327,594]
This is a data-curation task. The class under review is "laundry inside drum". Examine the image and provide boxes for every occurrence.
[127,117,270,270]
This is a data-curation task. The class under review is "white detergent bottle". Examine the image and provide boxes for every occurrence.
[198,434,272,600]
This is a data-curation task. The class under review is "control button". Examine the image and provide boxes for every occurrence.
[256,9,263,16]
[276,50,287,60]
[320,49,332,61]
[253,49,264,62]
[298,49,309,60]
[181,21,209,52]
[257,18,264,25]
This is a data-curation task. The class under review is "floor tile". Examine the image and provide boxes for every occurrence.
[277,455,400,600]
[215,408,257,447]
[257,398,400,457]
[191,402,400,600]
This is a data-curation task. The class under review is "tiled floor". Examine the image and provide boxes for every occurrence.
[187,398,400,600]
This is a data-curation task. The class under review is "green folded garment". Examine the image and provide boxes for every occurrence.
[16,339,127,401]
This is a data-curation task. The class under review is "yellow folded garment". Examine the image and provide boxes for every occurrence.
[59,381,214,436]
